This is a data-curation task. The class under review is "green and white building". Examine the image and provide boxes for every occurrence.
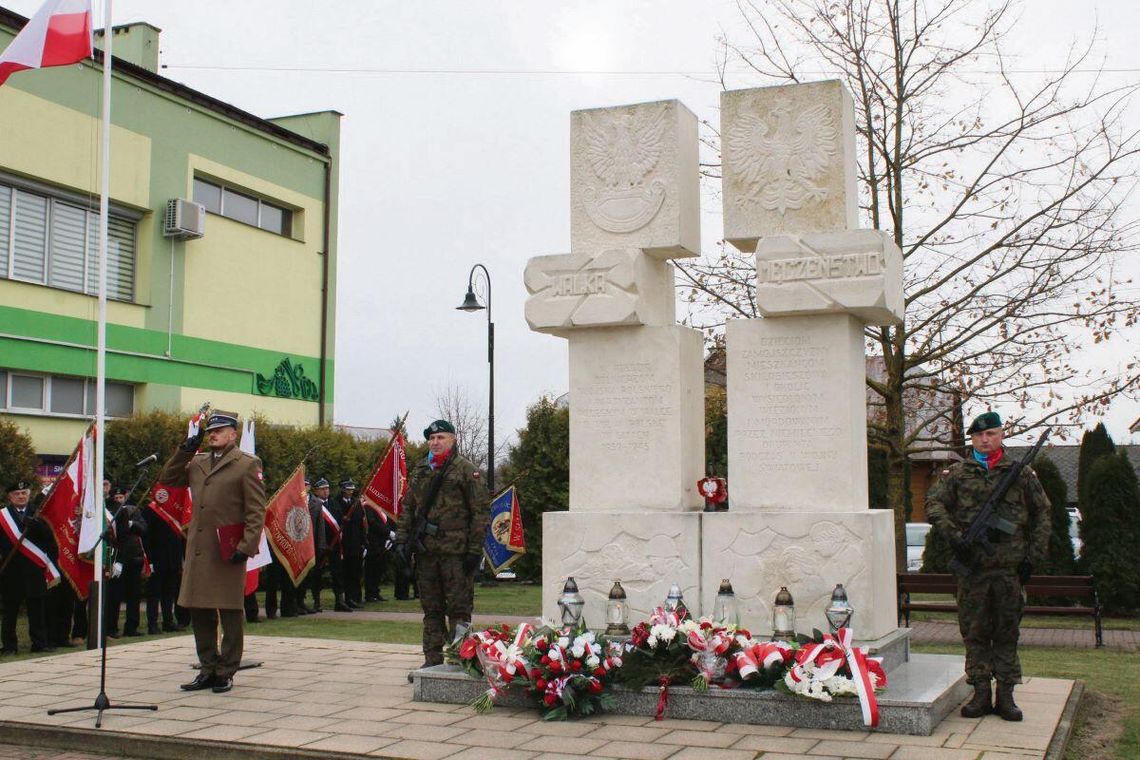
[0,8,340,468]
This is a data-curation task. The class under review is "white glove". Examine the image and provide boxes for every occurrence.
[385,530,396,551]
[187,415,201,438]
[111,562,123,579]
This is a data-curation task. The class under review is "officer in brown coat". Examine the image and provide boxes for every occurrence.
[158,410,266,694]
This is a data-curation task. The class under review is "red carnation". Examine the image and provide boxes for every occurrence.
[569,660,582,672]
[530,668,542,679]
[535,678,547,690]
[593,667,606,677]
[536,639,549,652]
[543,692,558,706]
[588,679,604,694]
[540,655,550,665]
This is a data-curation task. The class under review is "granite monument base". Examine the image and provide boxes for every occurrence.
[413,652,970,736]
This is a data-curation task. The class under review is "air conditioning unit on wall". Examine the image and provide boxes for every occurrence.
[163,199,206,239]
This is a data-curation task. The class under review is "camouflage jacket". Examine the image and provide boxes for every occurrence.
[395,450,489,557]
[925,449,1051,571]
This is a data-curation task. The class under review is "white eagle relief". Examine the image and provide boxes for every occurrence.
[579,106,669,233]
[727,100,837,215]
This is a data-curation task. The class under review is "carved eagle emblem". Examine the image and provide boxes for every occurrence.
[726,100,837,214]
[578,106,669,233]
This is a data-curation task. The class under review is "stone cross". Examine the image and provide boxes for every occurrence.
[525,99,706,626]
[713,80,904,640]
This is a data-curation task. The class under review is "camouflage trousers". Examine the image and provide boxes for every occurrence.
[956,569,1024,685]
[415,553,475,665]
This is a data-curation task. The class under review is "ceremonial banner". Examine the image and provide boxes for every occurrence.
[362,432,407,521]
[147,482,191,536]
[264,465,316,586]
[0,509,61,589]
[238,419,272,573]
[37,428,95,597]
[483,486,526,574]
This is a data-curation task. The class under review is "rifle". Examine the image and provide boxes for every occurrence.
[949,428,1050,578]
[395,445,457,568]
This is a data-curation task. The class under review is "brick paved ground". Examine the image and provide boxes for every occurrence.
[0,635,1075,760]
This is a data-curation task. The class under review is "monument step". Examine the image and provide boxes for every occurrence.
[413,652,969,736]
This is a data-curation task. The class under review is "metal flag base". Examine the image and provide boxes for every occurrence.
[191,659,263,671]
[46,581,158,728]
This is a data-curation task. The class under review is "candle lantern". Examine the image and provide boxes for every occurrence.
[824,583,855,633]
[772,586,795,640]
[663,583,687,618]
[605,580,630,636]
[713,579,739,625]
[557,577,585,630]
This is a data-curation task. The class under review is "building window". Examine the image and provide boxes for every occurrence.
[0,180,136,301]
[0,369,134,418]
[193,177,293,237]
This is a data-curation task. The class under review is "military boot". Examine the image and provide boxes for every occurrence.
[994,682,1023,722]
[334,593,352,612]
[961,680,992,718]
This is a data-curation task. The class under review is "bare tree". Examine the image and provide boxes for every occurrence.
[678,0,1140,568]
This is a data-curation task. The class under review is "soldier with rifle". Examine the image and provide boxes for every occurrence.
[925,412,1051,722]
[394,420,489,678]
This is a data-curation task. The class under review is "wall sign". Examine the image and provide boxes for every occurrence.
[256,358,319,401]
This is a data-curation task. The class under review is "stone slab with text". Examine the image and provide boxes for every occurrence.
[755,231,904,325]
[542,511,702,627]
[524,248,676,335]
[721,80,858,249]
[727,314,869,512]
[701,510,897,640]
[571,99,701,259]
[569,325,704,511]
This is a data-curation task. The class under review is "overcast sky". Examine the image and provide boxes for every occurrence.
[8,0,1140,447]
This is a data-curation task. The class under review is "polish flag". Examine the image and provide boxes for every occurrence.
[0,0,93,88]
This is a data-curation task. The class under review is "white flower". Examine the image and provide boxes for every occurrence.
[558,636,570,649]
[650,624,676,643]
[646,633,658,648]
[571,641,586,659]
[580,631,596,645]
[586,655,600,669]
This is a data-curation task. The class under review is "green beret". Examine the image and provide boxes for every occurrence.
[967,411,1002,435]
[423,419,456,438]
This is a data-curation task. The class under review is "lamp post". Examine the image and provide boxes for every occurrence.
[457,264,495,493]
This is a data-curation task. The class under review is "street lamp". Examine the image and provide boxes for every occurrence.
[457,263,495,493]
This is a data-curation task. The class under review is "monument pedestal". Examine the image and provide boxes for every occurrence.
[542,510,702,625]
[701,510,897,640]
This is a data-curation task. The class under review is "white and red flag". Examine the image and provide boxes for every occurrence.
[0,0,92,88]
[264,465,316,587]
[0,508,61,589]
[37,427,95,597]
[362,432,407,521]
[239,419,271,581]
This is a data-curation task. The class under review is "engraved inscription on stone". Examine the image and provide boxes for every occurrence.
[580,104,668,233]
[736,336,838,480]
[725,99,837,215]
[753,231,904,325]
[577,361,674,454]
[524,249,675,333]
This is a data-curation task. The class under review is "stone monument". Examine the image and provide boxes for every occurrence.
[525,99,706,627]
[706,80,903,640]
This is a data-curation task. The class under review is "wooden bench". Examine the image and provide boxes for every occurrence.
[897,572,1103,647]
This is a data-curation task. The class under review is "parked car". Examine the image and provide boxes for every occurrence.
[905,522,932,572]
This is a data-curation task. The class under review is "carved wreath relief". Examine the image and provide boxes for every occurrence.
[726,99,837,215]
[580,105,668,233]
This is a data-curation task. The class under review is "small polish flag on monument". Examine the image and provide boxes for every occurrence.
[0,0,93,88]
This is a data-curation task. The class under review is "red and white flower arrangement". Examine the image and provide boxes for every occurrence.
[524,626,621,720]
[783,627,888,727]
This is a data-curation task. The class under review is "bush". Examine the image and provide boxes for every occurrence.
[1077,422,1115,514]
[0,419,39,492]
[497,397,569,581]
[1034,455,1075,575]
[103,411,186,497]
[921,520,952,573]
[1079,451,1140,613]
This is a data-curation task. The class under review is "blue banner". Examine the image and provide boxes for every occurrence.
[483,486,525,574]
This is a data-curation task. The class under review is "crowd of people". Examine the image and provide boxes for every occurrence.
[2,413,491,696]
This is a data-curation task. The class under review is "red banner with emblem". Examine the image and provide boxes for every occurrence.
[32,429,92,597]
[146,482,191,537]
[362,432,408,521]
[264,465,316,587]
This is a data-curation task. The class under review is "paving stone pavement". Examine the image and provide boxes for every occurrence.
[0,635,1076,759]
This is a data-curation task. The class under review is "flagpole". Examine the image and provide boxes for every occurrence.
[93,0,113,644]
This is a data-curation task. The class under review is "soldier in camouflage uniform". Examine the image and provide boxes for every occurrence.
[395,420,489,675]
[925,411,1051,722]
